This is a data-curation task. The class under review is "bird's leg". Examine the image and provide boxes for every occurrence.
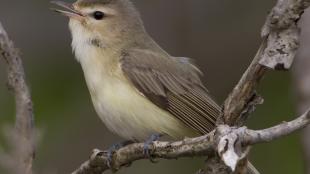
[105,140,135,168]
[143,133,162,162]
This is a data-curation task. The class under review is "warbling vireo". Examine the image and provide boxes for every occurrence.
[51,0,259,173]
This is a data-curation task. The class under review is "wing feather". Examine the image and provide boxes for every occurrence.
[121,49,220,135]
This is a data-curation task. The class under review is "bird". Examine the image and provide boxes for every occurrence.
[51,0,259,173]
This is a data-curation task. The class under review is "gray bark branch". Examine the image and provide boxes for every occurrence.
[222,41,267,126]
[222,0,310,126]
[72,110,310,174]
[219,0,310,172]
[260,0,310,70]
[0,22,35,174]
[245,109,310,144]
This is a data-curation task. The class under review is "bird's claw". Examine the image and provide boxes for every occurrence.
[105,144,119,168]
[143,134,161,163]
[104,140,135,168]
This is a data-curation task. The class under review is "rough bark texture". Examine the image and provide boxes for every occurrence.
[222,41,267,126]
[0,22,35,174]
[260,0,310,70]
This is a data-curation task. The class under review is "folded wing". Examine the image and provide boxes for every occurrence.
[120,49,221,134]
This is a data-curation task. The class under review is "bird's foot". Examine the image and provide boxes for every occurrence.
[143,134,162,163]
[105,140,135,168]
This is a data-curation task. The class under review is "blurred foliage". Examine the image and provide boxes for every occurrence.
[0,0,305,174]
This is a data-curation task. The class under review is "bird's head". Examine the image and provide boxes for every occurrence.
[52,0,145,50]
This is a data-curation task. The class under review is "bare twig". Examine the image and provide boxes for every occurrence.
[72,134,215,174]
[72,109,310,174]
[0,22,35,174]
[222,41,267,126]
[222,0,310,125]
[245,109,310,144]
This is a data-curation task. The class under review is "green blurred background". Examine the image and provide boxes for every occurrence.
[0,0,307,173]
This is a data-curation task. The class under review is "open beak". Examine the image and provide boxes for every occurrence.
[51,1,84,20]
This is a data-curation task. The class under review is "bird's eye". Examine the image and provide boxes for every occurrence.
[93,11,105,20]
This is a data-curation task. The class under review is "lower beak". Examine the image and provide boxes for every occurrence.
[51,1,84,20]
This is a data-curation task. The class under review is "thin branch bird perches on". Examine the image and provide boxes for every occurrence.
[71,110,310,174]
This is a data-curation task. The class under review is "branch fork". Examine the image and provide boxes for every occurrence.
[216,126,251,171]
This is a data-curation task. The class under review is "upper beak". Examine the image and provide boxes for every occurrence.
[50,1,84,20]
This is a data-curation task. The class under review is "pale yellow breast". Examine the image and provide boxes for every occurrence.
[84,60,195,140]
[71,33,195,140]
[92,75,194,140]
